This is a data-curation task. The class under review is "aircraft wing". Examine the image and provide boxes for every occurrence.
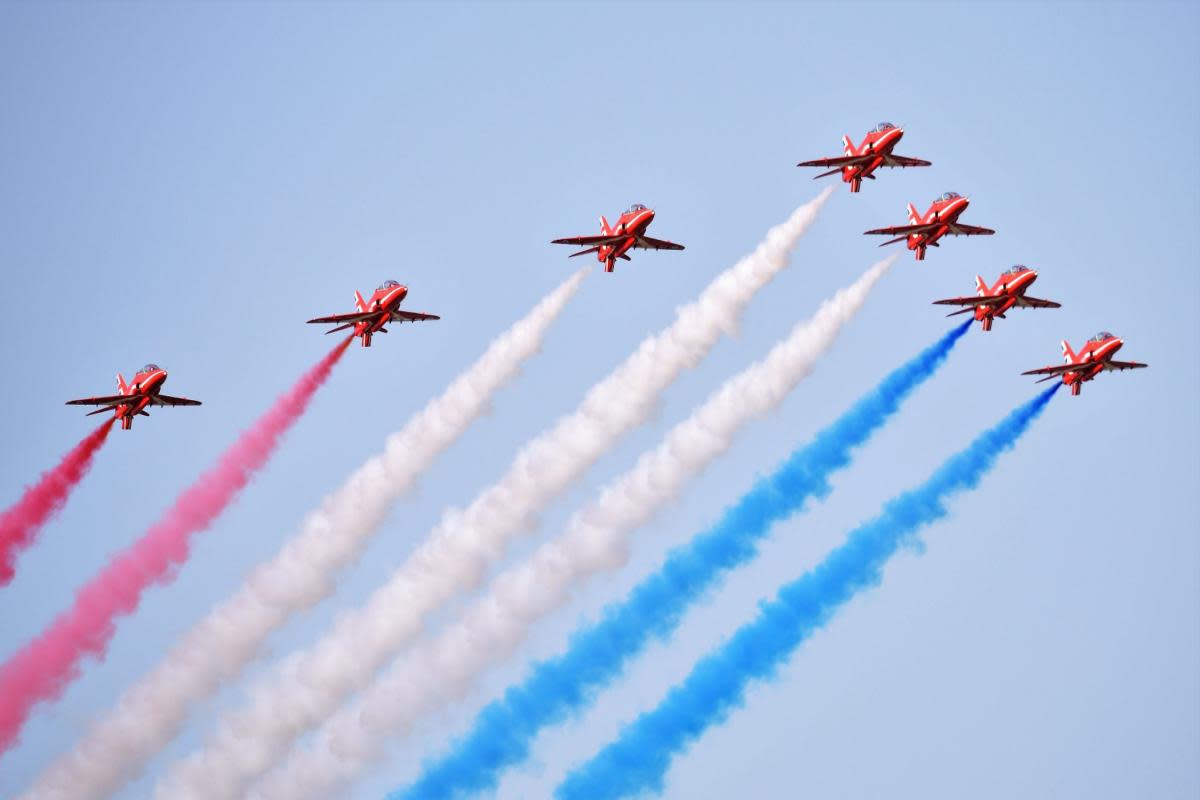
[1013,295,1062,309]
[796,154,871,168]
[65,394,132,407]
[946,223,996,236]
[863,222,935,237]
[148,394,202,407]
[1022,363,1084,377]
[882,155,933,168]
[1103,360,1148,372]
[633,236,685,251]
[306,311,378,325]
[932,295,1007,308]
[390,310,441,323]
[551,234,627,247]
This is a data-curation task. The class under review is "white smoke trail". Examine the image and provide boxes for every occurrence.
[20,271,587,800]
[151,189,835,800]
[249,256,896,800]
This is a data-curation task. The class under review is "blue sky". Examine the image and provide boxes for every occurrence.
[1,2,1196,798]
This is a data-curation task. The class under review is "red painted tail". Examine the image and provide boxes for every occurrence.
[842,135,855,155]
[975,275,989,296]
[599,215,613,236]
[907,203,922,224]
[116,373,129,396]
[354,290,368,313]
[1061,339,1077,363]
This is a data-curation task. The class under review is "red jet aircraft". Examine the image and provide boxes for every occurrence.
[932,265,1061,331]
[307,280,440,347]
[551,204,684,273]
[1022,332,1147,396]
[797,122,931,193]
[864,192,995,260]
[66,364,201,430]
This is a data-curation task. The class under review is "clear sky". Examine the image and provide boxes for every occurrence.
[1,2,1197,798]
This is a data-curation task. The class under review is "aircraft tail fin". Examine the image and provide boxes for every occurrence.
[116,373,129,395]
[599,215,613,235]
[1061,339,1076,363]
[842,135,855,155]
[354,290,368,313]
[907,202,922,224]
[975,275,988,296]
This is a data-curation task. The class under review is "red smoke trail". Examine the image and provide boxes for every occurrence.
[0,338,351,755]
[0,420,115,586]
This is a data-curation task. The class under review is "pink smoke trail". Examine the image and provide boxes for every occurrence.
[0,337,351,755]
[0,420,115,586]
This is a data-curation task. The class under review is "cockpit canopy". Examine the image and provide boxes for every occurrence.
[377,279,402,291]
[1002,265,1029,276]
[1089,331,1115,342]
[937,191,962,202]
[139,363,161,374]
[872,121,896,133]
[625,203,648,214]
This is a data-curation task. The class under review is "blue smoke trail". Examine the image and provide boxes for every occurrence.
[555,384,1060,800]
[394,321,971,800]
